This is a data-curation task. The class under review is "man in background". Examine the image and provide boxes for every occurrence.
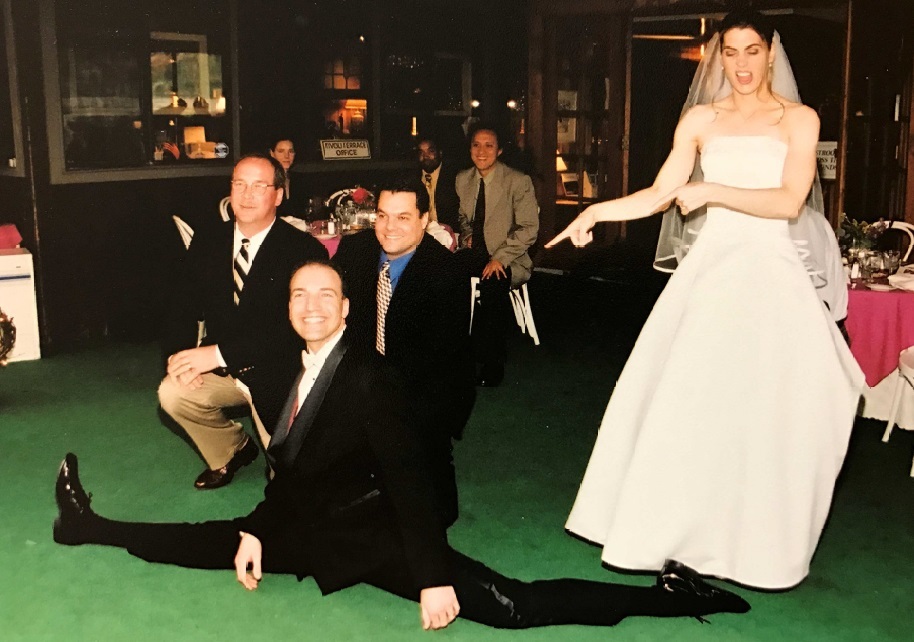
[417,136,460,231]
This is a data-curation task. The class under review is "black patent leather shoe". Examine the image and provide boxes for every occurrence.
[475,362,505,387]
[194,436,259,490]
[658,560,750,620]
[53,453,94,545]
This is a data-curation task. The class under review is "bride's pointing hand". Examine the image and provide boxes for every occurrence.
[545,207,596,248]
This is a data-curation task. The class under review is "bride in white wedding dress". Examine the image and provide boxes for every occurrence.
[546,10,864,590]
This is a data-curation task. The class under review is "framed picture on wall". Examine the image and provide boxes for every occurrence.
[557,89,577,111]
[557,116,576,144]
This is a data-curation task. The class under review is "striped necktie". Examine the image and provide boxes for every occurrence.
[233,238,250,305]
[376,261,392,355]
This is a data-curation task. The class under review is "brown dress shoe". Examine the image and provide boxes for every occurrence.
[194,437,259,489]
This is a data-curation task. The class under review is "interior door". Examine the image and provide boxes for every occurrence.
[534,11,629,249]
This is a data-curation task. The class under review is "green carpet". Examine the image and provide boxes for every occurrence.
[1,274,912,641]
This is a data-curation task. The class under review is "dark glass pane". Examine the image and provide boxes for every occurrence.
[0,5,15,167]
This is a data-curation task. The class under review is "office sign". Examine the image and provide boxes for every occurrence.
[320,139,371,160]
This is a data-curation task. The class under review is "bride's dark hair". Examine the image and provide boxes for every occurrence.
[718,8,775,47]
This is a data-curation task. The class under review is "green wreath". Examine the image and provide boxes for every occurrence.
[0,307,15,364]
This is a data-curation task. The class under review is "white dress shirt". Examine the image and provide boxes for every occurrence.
[293,326,346,415]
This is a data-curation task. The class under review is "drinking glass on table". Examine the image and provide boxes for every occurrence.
[861,252,888,283]
[883,250,901,275]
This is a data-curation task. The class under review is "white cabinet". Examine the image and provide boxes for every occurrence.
[0,249,41,362]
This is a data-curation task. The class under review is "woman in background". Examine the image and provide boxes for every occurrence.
[269,137,311,218]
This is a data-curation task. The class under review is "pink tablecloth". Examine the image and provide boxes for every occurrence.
[846,287,914,386]
[317,235,340,257]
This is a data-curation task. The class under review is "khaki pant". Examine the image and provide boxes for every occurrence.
[158,373,270,469]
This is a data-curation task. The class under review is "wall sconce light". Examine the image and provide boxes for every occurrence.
[470,99,480,109]
[342,99,368,134]
[556,154,568,195]
[506,99,517,109]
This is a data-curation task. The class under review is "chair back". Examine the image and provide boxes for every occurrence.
[219,196,232,223]
[884,221,914,263]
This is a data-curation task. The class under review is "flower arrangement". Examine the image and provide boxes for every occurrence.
[324,186,376,211]
[836,212,888,253]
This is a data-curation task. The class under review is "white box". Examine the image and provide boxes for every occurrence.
[0,248,41,362]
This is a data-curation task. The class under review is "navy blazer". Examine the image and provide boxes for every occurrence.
[162,217,328,387]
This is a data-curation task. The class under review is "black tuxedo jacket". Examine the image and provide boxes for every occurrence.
[333,231,475,439]
[422,162,460,231]
[162,218,328,387]
[243,336,452,595]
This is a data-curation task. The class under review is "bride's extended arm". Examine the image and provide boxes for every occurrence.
[665,107,819,220]
[546,110,702,248]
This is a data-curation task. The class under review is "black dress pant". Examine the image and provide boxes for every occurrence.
[85,517,669,629]
[458,247,514,365]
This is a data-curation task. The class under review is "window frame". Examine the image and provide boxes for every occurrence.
[38,0,240,184]
[0,0,25,178]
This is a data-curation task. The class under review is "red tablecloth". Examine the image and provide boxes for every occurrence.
[846,287,914,386]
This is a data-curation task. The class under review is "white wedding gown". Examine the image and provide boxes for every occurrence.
[566,136,865,590]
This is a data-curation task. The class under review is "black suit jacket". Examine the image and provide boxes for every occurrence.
[422,162,460,231]
[162,218,328,388]
[243,336,452,595]
[333,231,475,438]
[333,231,475,527]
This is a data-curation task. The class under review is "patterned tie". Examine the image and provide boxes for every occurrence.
[472,177,486,251]
[376,261,392,355]
[424,173,436,220]
[233,238,251,305]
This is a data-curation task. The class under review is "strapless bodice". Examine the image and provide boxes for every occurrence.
[699,135,790,237]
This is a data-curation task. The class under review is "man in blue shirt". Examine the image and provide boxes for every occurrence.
[333,178,475,528]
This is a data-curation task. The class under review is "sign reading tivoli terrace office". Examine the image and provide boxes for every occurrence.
[320,140,371,160]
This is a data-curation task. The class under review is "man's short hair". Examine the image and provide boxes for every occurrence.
[467,122,503,150]
[291,259,349,299]
[417,137,440,152]
[376,176,430,216]
[237,152,286,189]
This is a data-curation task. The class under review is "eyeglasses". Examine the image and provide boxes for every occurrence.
[230,180,275,196]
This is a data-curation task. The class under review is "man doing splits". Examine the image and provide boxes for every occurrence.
[54,261,749,631]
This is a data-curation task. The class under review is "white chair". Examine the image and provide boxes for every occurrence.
[469,277,540,345]
[885,221,914,263]
[219,196,232,222]
[881,346,914,477]
[172,215,194,249]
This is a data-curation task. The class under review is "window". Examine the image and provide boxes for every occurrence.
[0,0,23,176]
[41,0,236,182]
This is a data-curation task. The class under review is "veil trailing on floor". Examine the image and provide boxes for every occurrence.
[653,32,847,320]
